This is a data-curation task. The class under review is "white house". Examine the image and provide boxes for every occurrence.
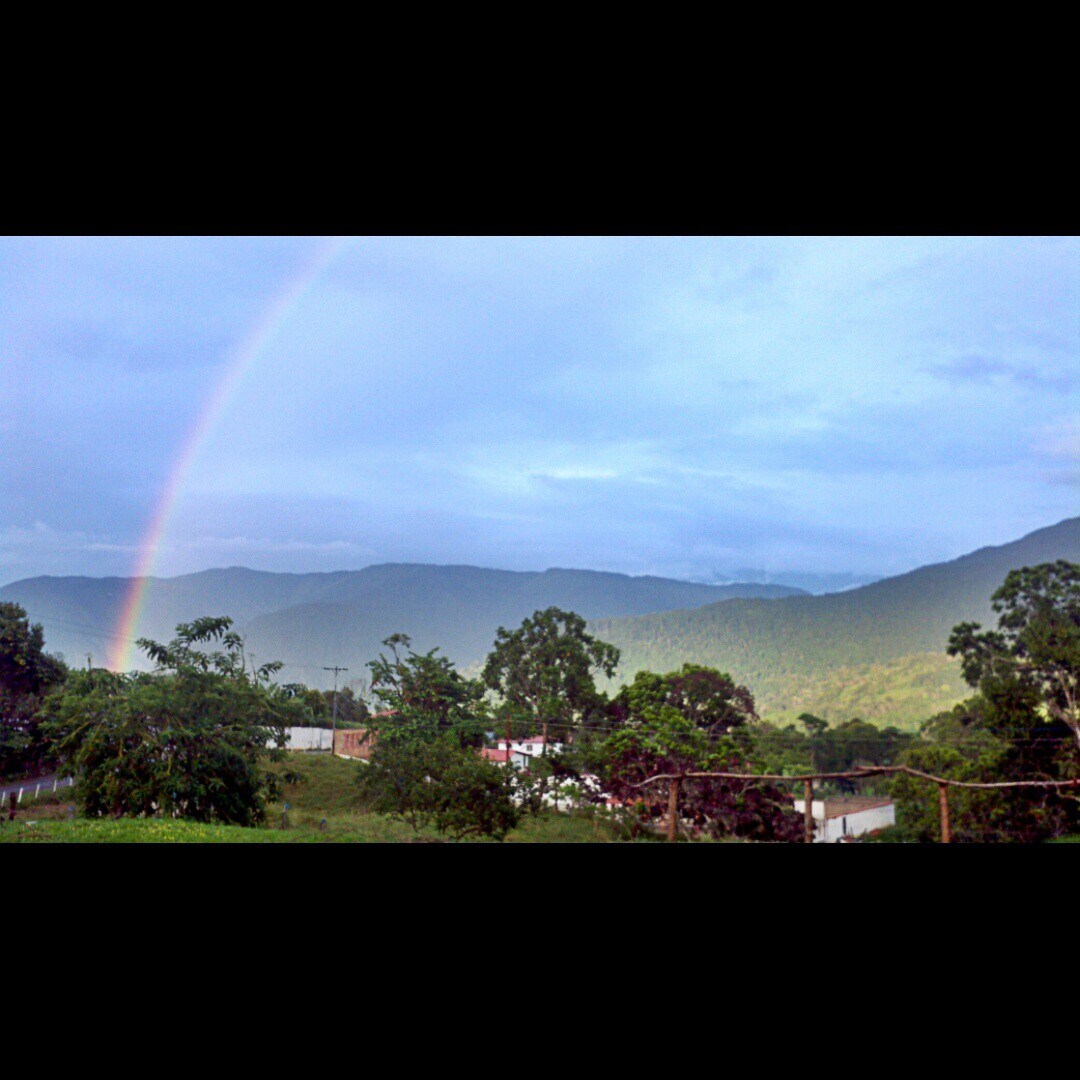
[479,747,531,769]
[792,796,896,842]
[497,734,564,757]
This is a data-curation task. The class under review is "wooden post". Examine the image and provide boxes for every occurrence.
[804,779,814,844]
[667,777,680,842]
[938,782,951,844]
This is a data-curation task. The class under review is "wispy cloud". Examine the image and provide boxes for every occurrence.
[925,353,1075,391]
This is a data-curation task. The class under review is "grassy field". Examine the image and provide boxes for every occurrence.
[0,752,632,843]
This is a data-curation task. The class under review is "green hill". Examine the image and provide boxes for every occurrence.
[588,518,1080,730]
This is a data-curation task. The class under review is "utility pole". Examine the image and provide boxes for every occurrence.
[323,665,348,755]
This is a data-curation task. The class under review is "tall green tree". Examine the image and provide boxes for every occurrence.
[887,562,1080,842]
[482,607,619,743]
[40,616,298,824]
[948,560,1080,751]
[0,602,67,777]
[367,633,488,748]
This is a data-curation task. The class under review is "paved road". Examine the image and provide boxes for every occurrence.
[0,774,75,800]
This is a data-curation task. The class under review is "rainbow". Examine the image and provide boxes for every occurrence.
[108,236,351,670]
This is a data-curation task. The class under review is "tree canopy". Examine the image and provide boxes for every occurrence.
[0,602,67,777]
[596,664,801,841]
[882,562,1080,841]
[367,633,488,748]
[482,607,619,739]
[41,616,298,824]
[948,560,1080,750]
[356,734,519,841]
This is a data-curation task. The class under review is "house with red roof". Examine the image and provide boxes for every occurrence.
[479,746,531,769]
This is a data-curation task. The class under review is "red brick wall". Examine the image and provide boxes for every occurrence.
[334,728,376,760]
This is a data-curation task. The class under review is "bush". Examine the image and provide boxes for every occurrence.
[357,736,519,840]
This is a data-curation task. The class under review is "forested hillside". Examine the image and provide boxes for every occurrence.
[590,518,1080,728]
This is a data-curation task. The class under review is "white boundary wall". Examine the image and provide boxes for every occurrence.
[793,800,896,842]
[283,727,334,751]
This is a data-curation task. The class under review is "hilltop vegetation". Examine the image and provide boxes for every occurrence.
[590,517,1080,728]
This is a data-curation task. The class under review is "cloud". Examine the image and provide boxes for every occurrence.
[925,353,1075,391]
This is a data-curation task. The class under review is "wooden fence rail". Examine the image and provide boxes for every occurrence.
[633,765,1080,843]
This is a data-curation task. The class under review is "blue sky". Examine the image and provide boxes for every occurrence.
[1,235,1076,585]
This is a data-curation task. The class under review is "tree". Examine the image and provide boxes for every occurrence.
[482,607,620,743]
[596,666,801,842]
[886,562,1080,842]
[798,713,828,738]
[608,664,757,738]
[279,684,370,728]
[367,633,488,748]
[324,685,370,727]
[948,560,1080,751]
[889,697,1075,843]
[357,735,519,841]
[0,602,67,777]
[40,616,299,825]
[749,715,913,795]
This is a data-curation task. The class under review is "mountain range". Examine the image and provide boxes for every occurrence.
[0,564,801,687]
[3,516,1077,730]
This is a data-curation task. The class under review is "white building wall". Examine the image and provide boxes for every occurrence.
[498,739,565,756]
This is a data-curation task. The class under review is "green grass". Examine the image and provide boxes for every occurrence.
[0,752,631,843]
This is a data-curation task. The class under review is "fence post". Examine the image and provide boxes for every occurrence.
[804,779,814,844]
[667,777,681,843]
[938,782,951,844]
[53,778,58,793]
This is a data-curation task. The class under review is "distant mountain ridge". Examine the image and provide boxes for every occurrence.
[0,563,804,683]
[588,517,1080,729]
